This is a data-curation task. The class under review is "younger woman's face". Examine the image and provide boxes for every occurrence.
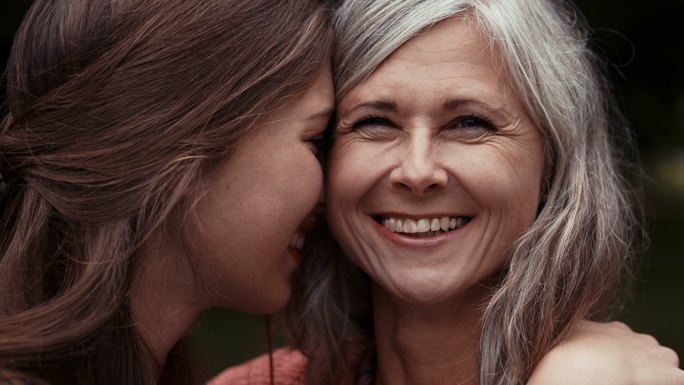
[187,66,333,313]
[327,18,544,305]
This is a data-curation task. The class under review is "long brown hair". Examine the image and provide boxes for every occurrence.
[0,0,333,384]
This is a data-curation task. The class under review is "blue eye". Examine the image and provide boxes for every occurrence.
[457,114,496,130]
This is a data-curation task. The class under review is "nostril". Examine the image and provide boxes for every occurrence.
[391,178,447,196]
[389,160,448,195]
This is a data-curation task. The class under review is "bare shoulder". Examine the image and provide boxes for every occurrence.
[528,321,684,385]
[208,348,308,385]
[0,369,49,385]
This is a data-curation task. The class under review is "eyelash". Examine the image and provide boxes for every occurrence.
[307,135,326,154]
[349,114,497,131]
[454,114,497,131]
[352,116,397,130]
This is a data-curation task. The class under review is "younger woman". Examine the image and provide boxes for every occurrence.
[0,0,333,384]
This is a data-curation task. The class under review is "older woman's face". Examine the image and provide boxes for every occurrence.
[327,17,544,304]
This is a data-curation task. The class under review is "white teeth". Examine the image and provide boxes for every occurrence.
[417,219,431,232]
[388,217,396,232]
[382,215,469,235]
[290,231,305,250]
[440,217,450,231]
[404,219,417,233]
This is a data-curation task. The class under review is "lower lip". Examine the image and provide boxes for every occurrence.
[288,247,303,265]
[371,217,469,249]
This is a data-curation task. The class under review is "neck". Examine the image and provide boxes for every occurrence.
[131,230,204,381]
[372,283,491,385]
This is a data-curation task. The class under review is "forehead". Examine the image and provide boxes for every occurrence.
[394,16,487,62]
[340,16,514,110]
[263,65,334,123]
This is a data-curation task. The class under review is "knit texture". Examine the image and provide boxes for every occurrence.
[208,349,307,385]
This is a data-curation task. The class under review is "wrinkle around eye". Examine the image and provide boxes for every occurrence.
[334,120,406,143]
[477,128,544,172]
[447,117,530,144]
[439,127,493,143]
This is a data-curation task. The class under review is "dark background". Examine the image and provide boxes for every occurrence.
[1,0,682,378]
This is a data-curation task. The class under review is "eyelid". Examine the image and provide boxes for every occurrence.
[352,115,398,129]
[305,135,326,156]
[303,121,327,135]
[444,113,498,131]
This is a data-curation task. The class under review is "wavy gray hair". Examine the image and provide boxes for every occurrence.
[286,1,645,384]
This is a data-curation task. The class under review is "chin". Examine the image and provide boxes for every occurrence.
[260,285,293,314]
[220,284,292,314]
[392,286,458,306]
[382,273,485,307]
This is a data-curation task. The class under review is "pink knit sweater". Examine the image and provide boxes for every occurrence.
[208,349,307,385]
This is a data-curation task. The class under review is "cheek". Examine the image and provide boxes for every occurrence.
[452,141,543,223]
[267,149,324,212]
[298,158,324,212]
[328,141,389,201]
[326,143,382,252]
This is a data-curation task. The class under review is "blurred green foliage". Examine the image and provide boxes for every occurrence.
[1,0,682,379]
[572,0,684,368]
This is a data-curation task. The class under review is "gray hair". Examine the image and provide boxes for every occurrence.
[286,1,645,384]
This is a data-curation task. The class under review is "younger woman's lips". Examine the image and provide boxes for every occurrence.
[289,247,303,265]
[299,216,319,232]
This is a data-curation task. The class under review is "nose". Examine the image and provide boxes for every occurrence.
[389,132,448,195]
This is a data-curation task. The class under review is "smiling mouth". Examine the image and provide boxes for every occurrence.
[374,215,472,238]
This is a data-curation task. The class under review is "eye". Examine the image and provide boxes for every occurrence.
[340,115,400,141]
[441,113,498,141]
[353,116,396,129]
[454,114,496,131]
[306,134,326,155]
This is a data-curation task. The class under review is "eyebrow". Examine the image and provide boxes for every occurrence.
[345,100,398,114]
[308,107,334,121]
[442,97,510,117]
[345,97,512,119]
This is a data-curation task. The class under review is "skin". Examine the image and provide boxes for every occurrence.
[329,16,540,385]
[131,65,334,374]
[327,16,684,385]
[202,20,683,385]
[329,22,542,307]
[529,321,684,385]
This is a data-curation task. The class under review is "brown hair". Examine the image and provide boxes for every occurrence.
[0,0,333,384]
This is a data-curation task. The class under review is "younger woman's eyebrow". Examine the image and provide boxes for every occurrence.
[308,107,334,121]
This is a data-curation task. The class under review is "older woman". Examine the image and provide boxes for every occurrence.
[213,0,683,384]
[289,1,681,384]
